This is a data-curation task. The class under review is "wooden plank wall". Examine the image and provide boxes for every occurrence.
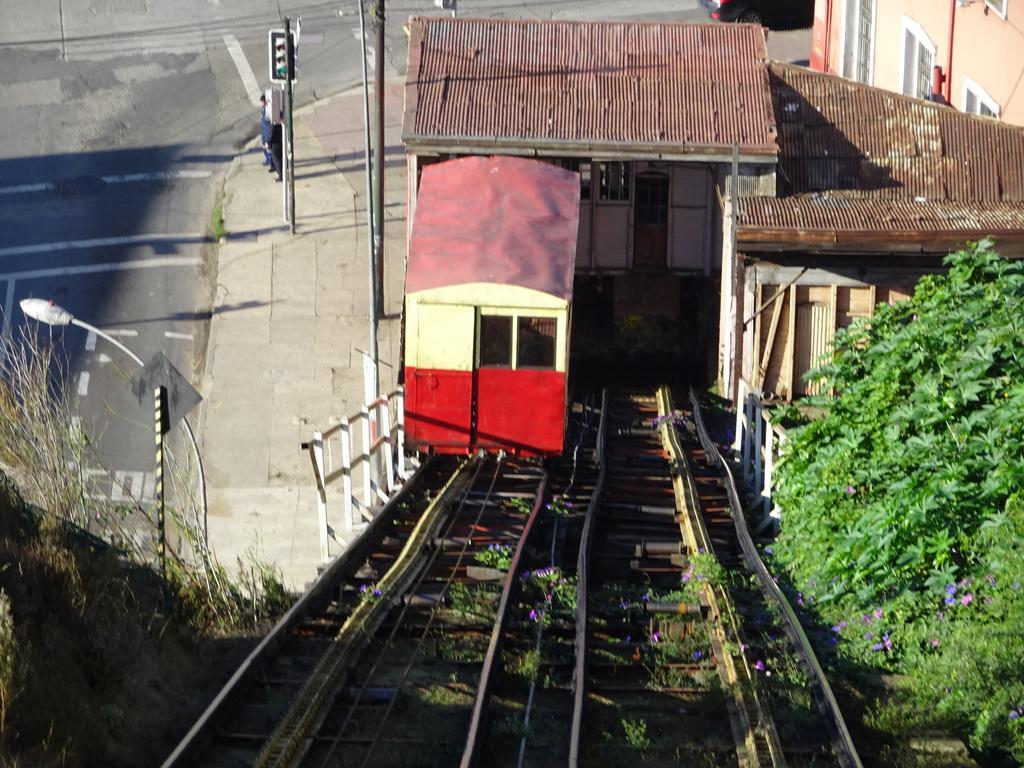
[751,283,912,400]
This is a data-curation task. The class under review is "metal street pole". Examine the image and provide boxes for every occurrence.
[285,15,296,234]
[371,0,385,320]
[154,386,168,578]
[18,299,210,545]
[358,0,380,400]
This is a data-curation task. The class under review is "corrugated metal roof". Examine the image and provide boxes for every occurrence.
[403,17,778,158]
[739,198,1024,234]
[738,63,1024,243]
[406,156,580,300]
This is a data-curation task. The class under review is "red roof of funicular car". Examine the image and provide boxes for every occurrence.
[405,155,580,301]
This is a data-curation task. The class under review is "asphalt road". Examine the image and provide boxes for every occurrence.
[0,0,808,508]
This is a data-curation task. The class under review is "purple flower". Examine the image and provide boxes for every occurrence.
[692,650,703,660]
[960,593,974,606]
[945,583,957,595]
[1010,710,1020,721]
[625,635,632,643]
[763,546,773,556]
[529,609,538,622]
[565,501,573,508]
[944,596,956,606]
[642,591,650,603]
[873,608,883,620]
[753,660,766,672]
[931,638,941,648]
[359,584,369,594]
[372,588,382,597]
[796,594,805,607]
[619,599,631,610]
[521,571,531,580]
[845,485,856,495]
[649,631,661,643]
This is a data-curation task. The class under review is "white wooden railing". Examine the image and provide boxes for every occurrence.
[733,378,786,532]
[305,387,412,563]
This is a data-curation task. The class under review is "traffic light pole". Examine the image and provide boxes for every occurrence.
[284,16,296,234]
[358,0,379,401]
[371,0,385,320]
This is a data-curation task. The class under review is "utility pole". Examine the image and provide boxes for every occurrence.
[284,15,296,234]
[358,0,380,400]
[371,0,385,320]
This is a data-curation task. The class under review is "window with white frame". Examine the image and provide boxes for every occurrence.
[901,18,936,100]
[841,0,876,84]
[985,0,1008,18]
[963,77,1000,118]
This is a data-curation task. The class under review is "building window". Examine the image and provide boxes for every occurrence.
[516,317,556,369]
[479,315,512,368]
[901,18,935,100]
[634,174,669,226]
[559,158,592,200]
[841,0,875,84]
[985,0,1008,18]
[964,77,1000,118]
[598,161,630,202]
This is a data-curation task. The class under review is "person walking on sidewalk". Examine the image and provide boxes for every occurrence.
[270,122,283,182]
[259,94,273,168]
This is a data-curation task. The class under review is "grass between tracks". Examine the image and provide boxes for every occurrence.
[0,332,290,766]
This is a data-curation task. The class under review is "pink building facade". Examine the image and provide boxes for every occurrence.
[810,0,1024,126]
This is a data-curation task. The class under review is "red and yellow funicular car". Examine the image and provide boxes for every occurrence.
[403,155,581,456]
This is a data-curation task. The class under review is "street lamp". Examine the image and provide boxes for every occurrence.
[18,298,209,541]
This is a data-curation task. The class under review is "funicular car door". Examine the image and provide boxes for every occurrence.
[409,303,475,451]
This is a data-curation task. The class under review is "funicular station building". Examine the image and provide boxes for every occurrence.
[400,16,1024,403]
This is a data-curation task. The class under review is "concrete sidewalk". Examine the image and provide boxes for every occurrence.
[198,84,406,590]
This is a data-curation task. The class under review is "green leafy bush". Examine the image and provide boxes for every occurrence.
[772,243,1024,760]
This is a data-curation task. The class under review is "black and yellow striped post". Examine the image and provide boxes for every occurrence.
[154,386,170,578]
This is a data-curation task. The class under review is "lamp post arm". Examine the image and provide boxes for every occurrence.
[71,318,145,367]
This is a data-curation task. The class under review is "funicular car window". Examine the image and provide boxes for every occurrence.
[479,315,512,367]
[517,317,556,369]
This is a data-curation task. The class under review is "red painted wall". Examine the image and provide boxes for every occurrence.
[406,368,472,453]
[475,368,565,456]
[406,367,566,456]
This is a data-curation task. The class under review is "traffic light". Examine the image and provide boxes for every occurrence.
[268,30,296,83]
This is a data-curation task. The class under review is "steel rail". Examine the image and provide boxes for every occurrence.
[344,458,529,768]
[687,387,865,768]
[656,387,778,768]
[253,458,476,768]
[458,468,551,768]
[567,388,607,768]
[160,458,433,768]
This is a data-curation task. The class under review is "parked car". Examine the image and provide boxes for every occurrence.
[700,0,812,26]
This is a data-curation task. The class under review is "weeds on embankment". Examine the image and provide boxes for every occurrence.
[0,330,289,765]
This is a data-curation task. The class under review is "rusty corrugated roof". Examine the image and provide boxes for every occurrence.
[403,17,778,160]
[739,63,1024,245]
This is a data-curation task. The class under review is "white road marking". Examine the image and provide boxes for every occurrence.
[164,331,194,341]
[0,233,205,259]
[0,182,57,196]
[77,371,91,396]
[351,29,375,69]
[101,170,212,184]
[0,170,210,197]
[97,353,112,364]
[223,34,262,106]
[0,256,201,282]
[85,331,97,351]
[142,473,157,500]
[1,280,15,343]
[102,329,139,337]
[111,470,145,503]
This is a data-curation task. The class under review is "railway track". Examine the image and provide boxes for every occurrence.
[163,456,551,768]
[165,388,862,768]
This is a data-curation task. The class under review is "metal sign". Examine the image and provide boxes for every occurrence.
[130,351,203,434]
